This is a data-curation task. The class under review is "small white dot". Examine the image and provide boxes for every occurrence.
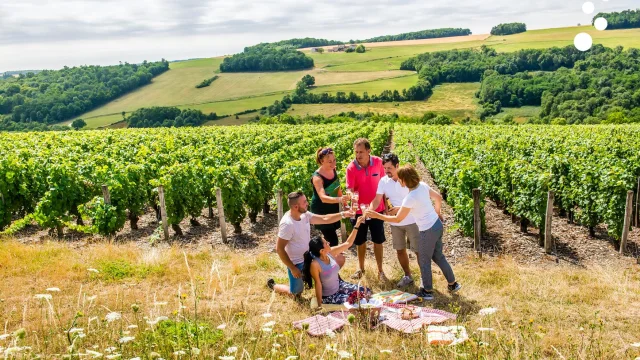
[582,2,595,14]
[594,17,608,31]
[574,33,593,51]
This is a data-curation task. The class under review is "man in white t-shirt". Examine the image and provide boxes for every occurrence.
[370,153,420,288]
[268,191,354,297]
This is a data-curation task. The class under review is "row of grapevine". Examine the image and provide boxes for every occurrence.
[394,125,640,240]
[0,124,390,237]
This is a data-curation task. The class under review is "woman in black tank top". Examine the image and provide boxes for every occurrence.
[310,147,347,246]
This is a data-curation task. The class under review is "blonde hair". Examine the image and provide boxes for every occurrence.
[397,164,420,189]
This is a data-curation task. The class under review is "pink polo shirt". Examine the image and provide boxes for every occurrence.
[346,155,385,213]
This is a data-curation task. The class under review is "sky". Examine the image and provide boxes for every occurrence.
[0,0,637,72]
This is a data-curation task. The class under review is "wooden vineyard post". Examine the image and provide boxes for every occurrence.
[339,202,347,242]
[472,188,482,257]
[216,188,228,244]
[157,186,169,241]
[544,191,555,254]
[102,185,111,205]
[277,190,283,224]
[636,177,640,228]
[620,190,634,255]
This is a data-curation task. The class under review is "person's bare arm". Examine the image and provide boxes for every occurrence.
[370,193,384,213]
[329,216,365,257]
[429,188,444,220]
[276,237,300,278]
[310,212,351,225]
[312,176,344,204]
[310,262,323,307]
[365,207,411,224]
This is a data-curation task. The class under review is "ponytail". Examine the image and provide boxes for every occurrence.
[302,251,314,289]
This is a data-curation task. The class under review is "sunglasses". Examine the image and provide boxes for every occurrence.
[320,148,334,156]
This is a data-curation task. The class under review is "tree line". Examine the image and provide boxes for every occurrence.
[195,76,219,88]
[593,9,640,30]
[355,28,471,43]
[0,60,169,130]
[126,107,219,128]
[219,43,314,72]
[490,23,527,36]
[262,75,433,116]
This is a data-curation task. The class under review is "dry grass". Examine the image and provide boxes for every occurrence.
[1,237,639,359]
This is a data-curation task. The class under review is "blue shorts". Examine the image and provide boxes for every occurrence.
[288,263,305,295]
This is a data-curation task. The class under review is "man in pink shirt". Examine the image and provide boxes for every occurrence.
[346,138,388,282]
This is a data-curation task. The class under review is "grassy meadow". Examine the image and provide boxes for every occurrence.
[1,238,639,359]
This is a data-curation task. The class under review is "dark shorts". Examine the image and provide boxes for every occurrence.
[351,214,386,246]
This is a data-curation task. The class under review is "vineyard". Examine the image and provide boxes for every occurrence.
[1,124,639,249]
[0,124,389,238]
[395,125,640,245]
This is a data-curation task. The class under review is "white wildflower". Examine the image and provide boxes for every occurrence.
[118,336,135,344]
[34,294,52,300]
[263,321,276,328]
[105,312,122,322]
[338,350,352,359]
[0,334,10,340]
[77,333,87,338]
[3,347,24,355]
[272,343,281,348]
[105,355,121,360]
[380,349,392,354]
[87,295,97,302]
[46,287,61,292]
[478,307,498,316]
[127,325,138,329]
[130,358,141,360]
[261,328,272,333]
[477,327,495,332]
[153,301,168,306]
[325,329,336,339]
[262,313,272,318]
[217,323,227,330]
[173,350,186,356]
[86,350,103,358]
[631,342,640,348]
[68,328,84,334]
[325,344,337,352]
[227,347,238,354]
[104,347,117,353]
[88,268,100,273]
[218,357,235,360]
[191,348,200,355]
[285,356,298,360]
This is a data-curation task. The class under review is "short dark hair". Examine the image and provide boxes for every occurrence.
[382,153,399,166]
[353,138,370,150]
[287,191,304,207]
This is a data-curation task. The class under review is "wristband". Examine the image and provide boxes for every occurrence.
[354,227,359,230]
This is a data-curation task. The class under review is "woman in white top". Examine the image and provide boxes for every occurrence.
[365,164,461,300]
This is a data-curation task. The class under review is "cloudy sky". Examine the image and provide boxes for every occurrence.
[0,0,636,72]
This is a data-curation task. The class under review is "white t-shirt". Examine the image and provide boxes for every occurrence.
[401,182,439,231]
[278,210,313,265]
[376,176,416,227]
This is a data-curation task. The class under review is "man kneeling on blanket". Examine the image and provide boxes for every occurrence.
[303,218,371,306]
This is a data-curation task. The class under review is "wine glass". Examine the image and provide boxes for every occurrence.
[360,203,370,220]
[351,192,359,219]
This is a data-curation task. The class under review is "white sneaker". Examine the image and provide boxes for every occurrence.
[396,275,414,287]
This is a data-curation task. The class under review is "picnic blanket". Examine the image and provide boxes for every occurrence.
[378,305,457,334]
[292,315,347,336]
[371,289,418,304]
[427,325,469,345]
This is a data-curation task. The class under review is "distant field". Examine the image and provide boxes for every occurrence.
[72,68,412,122]
[311,74,419,95]
[496,106,541,123]
[289,82,480,120]
[169,57,224,69]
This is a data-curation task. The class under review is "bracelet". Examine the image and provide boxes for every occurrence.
[353,227,359,230]
[340,211,345,218]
